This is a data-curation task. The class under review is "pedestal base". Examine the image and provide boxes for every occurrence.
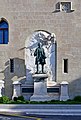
[30,74,51,101]
[30,95,51,101]
[60,96,69,101]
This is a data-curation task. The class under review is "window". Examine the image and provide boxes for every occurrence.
[0,19,9,44]
[55,2,74,12]
[63,59,68,73]
[10,59,14,73]
[55,2,60,12]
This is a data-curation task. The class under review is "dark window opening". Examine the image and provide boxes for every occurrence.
[55,2,74,13]
[56,2,60,11]
[0,20,9,44]
[64,59,68,73]
[10,59,14,73]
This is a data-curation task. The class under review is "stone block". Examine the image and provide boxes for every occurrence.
[60,81,69,101]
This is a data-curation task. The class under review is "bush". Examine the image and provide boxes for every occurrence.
[38,101,45,104]
[67,99,72,101]
[16,100,26,104]
[29,101,39,104]
[3,96,10,103]
[16,100,23,104]
[13,97,18,101]
[0,95,81,104]
[73,96,81,102]
[26,101,30,104]
[13,96,25,102]
[6,100,16,104]
[0,96,10,103]
[17,96,24,101]
[0,97,3,103]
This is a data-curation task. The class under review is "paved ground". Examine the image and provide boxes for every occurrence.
[0,104,81,116]
[0,116,28,120]
[0,104,81,119]
[35,115,81,120]
[0,113,81,120]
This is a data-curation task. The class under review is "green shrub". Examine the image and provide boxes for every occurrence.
[0,97,3,103]
[26,101,30,104]
[73,96,81,102]
[29,101,39,104]
[38,101,48,104]
[13,97,18,101]
[17,96,24,101]
[1,96,10,103]
[16,100,23,104]
[0,95,81,104]
[3,96,10,103]
[16,100,26,104]
[6,100,16,104]
[67,99,72,101]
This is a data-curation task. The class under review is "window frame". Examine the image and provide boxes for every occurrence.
[0,19,9,44]
[63,59,68,74]
[55,1,74,12]
[10,59,14,73]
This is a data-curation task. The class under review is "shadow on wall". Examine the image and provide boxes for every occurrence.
[69,77,81,99]
[1,58,26,98]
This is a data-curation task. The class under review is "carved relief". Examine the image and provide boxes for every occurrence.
[25,31,56,82]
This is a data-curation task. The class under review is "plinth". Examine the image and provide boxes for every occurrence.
[30,74,51,101]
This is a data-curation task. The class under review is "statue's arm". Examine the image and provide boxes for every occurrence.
[34,49,37,56]
[42,48,46,59]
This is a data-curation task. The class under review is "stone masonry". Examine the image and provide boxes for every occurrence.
[0,0,80,99]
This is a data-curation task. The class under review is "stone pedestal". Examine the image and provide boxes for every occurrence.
[60,81,69,101]
[0,80,4,97]
[12,81,21,99]
[30,74,51,101]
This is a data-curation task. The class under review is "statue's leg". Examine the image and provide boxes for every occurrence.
[42,65,44,73]
[37,63,38,73]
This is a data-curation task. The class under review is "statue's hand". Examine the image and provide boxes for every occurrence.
[42,55,46,59]
[34,52,37,56]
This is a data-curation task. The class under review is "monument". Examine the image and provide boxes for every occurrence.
[30,42,51,101]
[25,31,56,101]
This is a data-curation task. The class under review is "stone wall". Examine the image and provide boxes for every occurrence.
[0,0,81,99]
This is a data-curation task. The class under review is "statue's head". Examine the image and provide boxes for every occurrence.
[38,43,41,48]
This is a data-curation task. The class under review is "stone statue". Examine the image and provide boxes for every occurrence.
[34,43,46,73]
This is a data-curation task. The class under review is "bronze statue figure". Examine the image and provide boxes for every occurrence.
[34,43,46,73]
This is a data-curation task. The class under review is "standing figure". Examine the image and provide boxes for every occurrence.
[34,43,46,73]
